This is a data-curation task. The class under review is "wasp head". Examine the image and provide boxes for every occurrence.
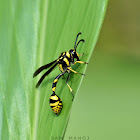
[69,32,85,61]
[69,49,80,61]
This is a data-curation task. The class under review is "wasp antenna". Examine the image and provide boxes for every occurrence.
[75,39,85,49]
[77,32,82,36]
[74,32,82,50]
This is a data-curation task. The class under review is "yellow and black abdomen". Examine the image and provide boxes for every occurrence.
[49,72,65,114]
[49,93,62,115]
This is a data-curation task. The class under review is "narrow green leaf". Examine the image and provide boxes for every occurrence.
[0,0,108,139]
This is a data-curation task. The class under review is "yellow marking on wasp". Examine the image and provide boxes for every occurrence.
[63,52,65,55]
[50,94,58,100]
[54,79,58,83]
[59,103,62,105]
[52,108,59,112]
[67,83,73,92]
[50,101,60,106]
[52,87,56,92]
[52,105,62,109]
[63,58,69,66]
[52,106,62,114]
[67,67,79,74]
[66,52,70,58]
[74,61,87,65]
[58,64,64,72]
[52,106,62,113]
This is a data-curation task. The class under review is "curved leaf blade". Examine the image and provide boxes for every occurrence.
[0,0,108,139]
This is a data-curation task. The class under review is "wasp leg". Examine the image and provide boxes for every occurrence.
[74,61,88,65]
[67,67,85,76]
[66,72,74,101]
[79,53,84,57]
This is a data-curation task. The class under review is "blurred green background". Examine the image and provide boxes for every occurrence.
[65,0,140,140]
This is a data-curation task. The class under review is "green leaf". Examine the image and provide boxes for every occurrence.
[0,0,108,139]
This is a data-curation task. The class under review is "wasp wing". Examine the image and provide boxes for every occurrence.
[33,59,57,78]
[36,63,58,88]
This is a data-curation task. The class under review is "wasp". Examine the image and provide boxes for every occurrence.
[33,32,88,115]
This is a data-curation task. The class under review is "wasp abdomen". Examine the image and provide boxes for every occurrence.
[49,94,63,115]
[50,73,64,114]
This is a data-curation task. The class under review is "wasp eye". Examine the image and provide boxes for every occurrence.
[69,49,75,55]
